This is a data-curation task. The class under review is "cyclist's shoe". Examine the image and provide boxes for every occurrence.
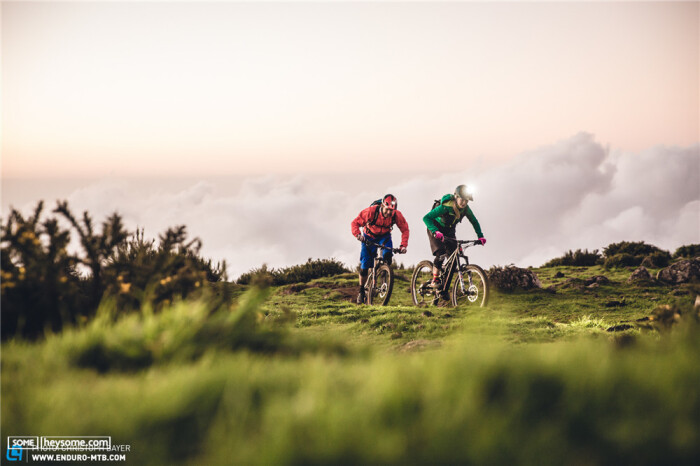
[356,290,366,304]
[428,279,441,289]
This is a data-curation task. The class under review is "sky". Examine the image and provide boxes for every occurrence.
[1,1,699,278]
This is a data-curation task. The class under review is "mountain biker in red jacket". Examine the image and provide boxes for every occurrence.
[423,185,486,288]
[351,194,409,304]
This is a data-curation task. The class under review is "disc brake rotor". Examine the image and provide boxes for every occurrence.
[467,284,479,303]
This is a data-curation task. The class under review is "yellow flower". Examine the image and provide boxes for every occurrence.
[60,276,68,283]
[120,282,132,293]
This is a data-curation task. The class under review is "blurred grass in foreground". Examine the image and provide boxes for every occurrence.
[3,286,699,465]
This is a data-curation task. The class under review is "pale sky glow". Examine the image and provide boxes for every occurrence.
[2,1,698,177]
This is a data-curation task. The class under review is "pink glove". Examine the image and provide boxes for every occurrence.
[479,237,486,245]
[435,231,444,241]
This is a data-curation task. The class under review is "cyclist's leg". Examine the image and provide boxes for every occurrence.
[379,234,393,265]
[358,240,377,300]
[427,228,446,279]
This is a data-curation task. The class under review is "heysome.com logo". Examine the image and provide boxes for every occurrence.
[6,436,39,461]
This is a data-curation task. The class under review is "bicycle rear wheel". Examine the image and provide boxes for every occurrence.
[411,260,437,306]
[452,264,489,308]
[367,264,393,306]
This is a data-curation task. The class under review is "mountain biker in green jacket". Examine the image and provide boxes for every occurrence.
[423,184,486,288]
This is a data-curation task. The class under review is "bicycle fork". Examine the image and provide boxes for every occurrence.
[456,268,473,295]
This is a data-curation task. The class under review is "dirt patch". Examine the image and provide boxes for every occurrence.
[334,286,361,302]
[281,282,359,302]
[398,339,442,352]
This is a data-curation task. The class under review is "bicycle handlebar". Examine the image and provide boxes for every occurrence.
[361,237,404,254]
[443,236,483,246]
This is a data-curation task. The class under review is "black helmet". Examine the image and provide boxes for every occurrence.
[455,185,473,202]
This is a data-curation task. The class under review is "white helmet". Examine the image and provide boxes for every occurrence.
[455,185,473,202]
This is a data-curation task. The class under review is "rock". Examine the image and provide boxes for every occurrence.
[487,266,542,291]
[559,278,585,290]
[627,267,652,284]
[554,271,565,278]
[656,258,700,284]
[606,324,634,332]
[587,283,600,289]
[584,275,610,286]
[605,299,626,308]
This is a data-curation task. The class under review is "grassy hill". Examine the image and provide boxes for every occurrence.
[2,264,699,465]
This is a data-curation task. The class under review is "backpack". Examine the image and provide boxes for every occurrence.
[432,194,453,210]
[367,199,396,229]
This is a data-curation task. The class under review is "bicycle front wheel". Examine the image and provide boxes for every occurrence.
[452,264,489,308]
[367,264,393,306]
[411,260,437,306]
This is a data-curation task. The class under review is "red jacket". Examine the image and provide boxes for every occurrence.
[351,205,409,248]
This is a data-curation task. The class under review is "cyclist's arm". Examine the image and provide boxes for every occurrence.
[423,205,450,234]
[465,205,484,238]
[351,207,371,237]
[394,210,410,248]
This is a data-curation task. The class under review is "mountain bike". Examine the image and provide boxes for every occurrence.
[411,238,489,308]
[360,238,403,306]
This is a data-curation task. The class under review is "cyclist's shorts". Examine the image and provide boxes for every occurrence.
[427,227,457,257]
[360,233,393,270]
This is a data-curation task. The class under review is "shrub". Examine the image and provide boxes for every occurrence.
[604,253,639,269]
[603,241,666,258]
[603,241,670,269]
[487,266,542,291]
[1,202,85,339]
[641,251,671,268]
[1,201,228,340]
[237,258,350,286]
[673,244,700,259]
[103,227,228,313]
[543,249,602,267]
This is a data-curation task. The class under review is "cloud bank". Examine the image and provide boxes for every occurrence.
[10,133,698,279]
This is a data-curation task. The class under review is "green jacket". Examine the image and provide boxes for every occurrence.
[423,194,483,238]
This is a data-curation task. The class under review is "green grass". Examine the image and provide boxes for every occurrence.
[3,265,699,465]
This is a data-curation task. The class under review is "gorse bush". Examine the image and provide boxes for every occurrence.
[603,241,665,257]
[674,244,700,259]
[1,202,85,339]
[602,241,671,269]
[1,201,227,340]
[104,227,227,313]
[543,249,602,267]
[237,258,350,286]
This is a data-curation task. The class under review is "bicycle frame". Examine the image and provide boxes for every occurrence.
[436,239,480,296]
[364,238,399,285]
